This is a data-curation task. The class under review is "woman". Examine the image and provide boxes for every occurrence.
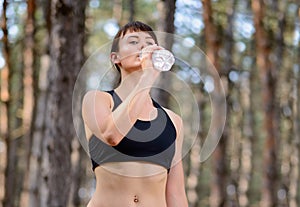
[82,21,188,207]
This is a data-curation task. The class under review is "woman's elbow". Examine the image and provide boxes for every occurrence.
[166,188,188,207]
[106,135,120,146]
[100,129,122,146]
[166,194,188,207]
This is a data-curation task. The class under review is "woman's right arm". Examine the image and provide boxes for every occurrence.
[82,69,159,146]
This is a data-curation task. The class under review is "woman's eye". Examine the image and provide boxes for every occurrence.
[147,42,154,45]
[129,41,138,45]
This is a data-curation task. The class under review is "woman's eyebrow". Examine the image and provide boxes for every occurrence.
[125,35,153,40]
[126,35,139,39]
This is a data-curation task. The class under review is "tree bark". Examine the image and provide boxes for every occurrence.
[289,37,300,207]
[186,136,201,206]
[40,0,86,206]
[129,0,135,22]
[1,0,10,206]
[239,68,255,207]
[294,46,300,206]
[20,0,36,205]
[2,0,25,206]
[245,52,260,207]
[26,0,52,206]
[273,2,287,206]
[113,0,123,26]
[153,0,176,107]
[162,0,176,50]
[202,0,227,206]
[223,1,238,206]
[27,54,50,207]
[251,0,279,206]
[69,142,89,207]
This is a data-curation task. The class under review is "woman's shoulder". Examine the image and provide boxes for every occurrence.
[83,89,110,97]
[83,90,112,100]
[82,90,113,108]
[162,107,183,130]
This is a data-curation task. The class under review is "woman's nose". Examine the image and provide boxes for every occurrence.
[140,41,148,50]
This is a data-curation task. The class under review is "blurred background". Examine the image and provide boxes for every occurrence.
[0,0,299,207]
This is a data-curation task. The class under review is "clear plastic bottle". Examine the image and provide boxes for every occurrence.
[151,49,175,71]
[140,49,175,71]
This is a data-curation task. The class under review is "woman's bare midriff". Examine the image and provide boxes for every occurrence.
[87,162,168,207]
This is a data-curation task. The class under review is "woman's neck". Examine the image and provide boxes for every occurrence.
[117,69,142,92]
[115,69,153,105]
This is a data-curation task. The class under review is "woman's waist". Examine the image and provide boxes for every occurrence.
[88,193,167,207]
[91,164,168,207]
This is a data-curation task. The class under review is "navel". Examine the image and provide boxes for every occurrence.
[134,195,139,203]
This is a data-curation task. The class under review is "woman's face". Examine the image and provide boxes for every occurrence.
[114,31,156,71]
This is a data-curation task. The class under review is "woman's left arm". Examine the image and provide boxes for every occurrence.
[166,160,188,207]
[165,110,188,207]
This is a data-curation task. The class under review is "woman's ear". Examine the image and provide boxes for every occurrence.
[111,52,120,64]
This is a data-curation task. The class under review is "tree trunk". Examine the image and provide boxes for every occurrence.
[1,0,10,205]
[251,0,279,206]
[202,0,227,206]
[273,2,287,206]
[194,93,207,207]
[223,1,238,206]
[202,0,221,69]
[129,0,135,22]
[2,0,25,206]
[20,0,36,205]
[246,40,261,206]
[294,47,300,206]
[239,69,255,207]
[113,0,123,26]
[153,0,176,107]
[162,0,176,50]
[186,134,201,206]
[0,1,9,140]
[27,54,50,207]
[289,40,300,207]
[40,0,86,206]
[25,0,52,206]
[69,142,89,207]
[26,1,52,206]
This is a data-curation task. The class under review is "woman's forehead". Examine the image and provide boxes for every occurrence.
[122,30,154,39]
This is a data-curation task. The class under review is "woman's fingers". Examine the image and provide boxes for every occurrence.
[139,44,164,61]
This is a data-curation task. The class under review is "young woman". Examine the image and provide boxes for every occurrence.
[82,21,188,207]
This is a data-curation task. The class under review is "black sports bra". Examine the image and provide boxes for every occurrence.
[88,90,177,172]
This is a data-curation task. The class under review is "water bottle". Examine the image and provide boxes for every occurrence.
[140,49,175,71]
[152,49,175,71]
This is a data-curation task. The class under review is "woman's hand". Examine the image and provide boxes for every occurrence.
[139,44,163,70]
[139,44,164,83]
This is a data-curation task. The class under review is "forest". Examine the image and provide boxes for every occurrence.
[0,0,299,207]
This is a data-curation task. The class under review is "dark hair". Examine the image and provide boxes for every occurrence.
[111,21,158,73]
